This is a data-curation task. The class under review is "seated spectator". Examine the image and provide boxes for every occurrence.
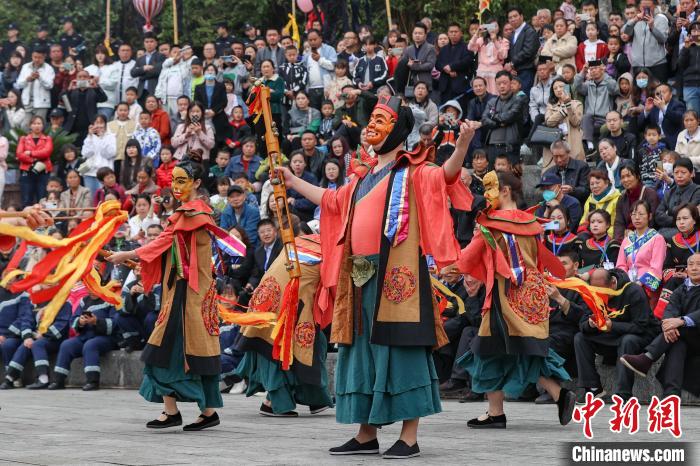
[493,153,513,175]
[328,135,352,173]
[325,59,353,110]
[288,91,321,145]
[636,124,666,188]
[655,203,700,319]
[332,85,378,148]
[218,319,246,394]
[617,199,666,305]
[221,184,261,247]
[575,268,658,402]
[245,219,283,292]
[655,158,700,238]
[144,95,171,146]
[155,145,176,189]
[48,293,120,391]
[209,176,230,215]
[578,209,621,275]
[603,110,636,160]
[620,252,700,397]
[93,167,126,206]
[543,140,591,204]
[435,100,462,166]
[80,114,117,195]
[298,131,327,180]
[1,299,71,390]
[258,60,285,132]
[639,83,686,149]
[542,77,584,168]
[225,137,262,190]
[574,59,619,156]
[536,172,583,231]
[614,162,660,241]
[125,166,158,200]
[133,111,161,162]
[17,115,53,207]
[0,283,33,388]
[595,138,624,190]
[544,204,582,253]
[171,101,215,161]
[225,105,252,152]
[207,148,230,190]
[317,100,336,144]
[230,172,259,209]
[675,110,700,166]
[224,226,255,299]
[127,193,160,243]
[120,139,150,191]
[287,151,319,222]
[409,81,439,126]
[580,169,621,234]
[615,73,634,121]
[59,169,92,218]
[655,150,678,200]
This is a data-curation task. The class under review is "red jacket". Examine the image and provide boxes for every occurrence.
[156,160,176,189]
[17,134,54,172]
[150,108,171,145]
[575,42,609,71]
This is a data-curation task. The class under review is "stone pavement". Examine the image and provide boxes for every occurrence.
[0,390,697,465]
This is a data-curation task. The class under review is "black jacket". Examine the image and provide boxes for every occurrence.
[544,157,591,204]
[482,93,527,145]
[353,55,388,90]
[130,51,166,97]
[508,24,539,72]
[679,43,700,87]
[63,86,108,133]
[466,93,494,147]
[248,239,284,288]
[435,39,475,97]
[607,131,637,160]
[638,98,687,148]
[194,81,229,144]
[549,288,587,352]
[656,182,700,228]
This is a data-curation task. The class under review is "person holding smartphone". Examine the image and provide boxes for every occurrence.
[622,0,669,81]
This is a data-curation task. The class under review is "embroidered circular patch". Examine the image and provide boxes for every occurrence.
[383,266,417,304]
[506,268,549,325]
[294,321,315,348]
[249,276,281,312]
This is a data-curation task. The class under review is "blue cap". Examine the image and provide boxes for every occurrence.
[7,23,18,31]
[536,171,563,188]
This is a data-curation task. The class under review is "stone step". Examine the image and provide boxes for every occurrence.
[3,350,699,405]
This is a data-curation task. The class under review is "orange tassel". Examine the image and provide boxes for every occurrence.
[218,305,277,327]
[271,277,299,370]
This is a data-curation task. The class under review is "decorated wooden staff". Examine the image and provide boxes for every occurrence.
[247,81,302,370]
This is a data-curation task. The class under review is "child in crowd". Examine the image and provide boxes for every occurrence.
[325,59,353,109]
[605,36,630,80]
[155,145,176,189]
[575,22,608,71]
[230,172,260,208]
[225,106,252,152]
[133,111,162,162]
[434,100,462,166]
[636,124,666,187]
[210,176,231,214]
[125,87,143,122]
[94,167,126,205]
[318,100,335,144]
[279,45,308,111]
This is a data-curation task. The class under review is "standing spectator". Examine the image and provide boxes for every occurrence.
[155,45,187,118]
[465,77,493,150]
[17,115,53,206]
[279,44,308,109]
[605,36,631,80]
[679,21,700,112]
[144,95,171,146]
[575,60,619,155]
[529,61,556,130]
[254,28,285,75]
[324,60,353,110]
[353,36,387,93]
[302,29,338,109]
[505,7,540,94]
[114,43,139,103]
[542,78,584,168]
[575,22,609,71]
[194,64,228,147]
[0,89,26,131]
[133,111,161,161]
[480,70,526,167]
[468,21,509,96]
[59,16,86,61]
[107,102,137,178]
[59,169,92,217]
[436,23,474,103]
[573,0,609,43]
[0,23,23,66]
[396,22,437,93]
[84,45,119,120]
[676,110,700,165]
[257,60,285,133]
[63,70,108,145]
[171,102,216,161]
[214,22,234,57]
[29,24,51,55]
[80,115,117,195]
[16,46,55,128]
[2,51,24,94]
[639,83,687,149]
[130,32,165,101]
[541,18,577,74]
[623,0,669,81]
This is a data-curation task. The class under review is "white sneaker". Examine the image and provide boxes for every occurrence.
[13,379,23,388]
[253,390,267,397]
[230,380,247,394]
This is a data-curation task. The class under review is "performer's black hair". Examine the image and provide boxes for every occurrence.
[177,156,204,181]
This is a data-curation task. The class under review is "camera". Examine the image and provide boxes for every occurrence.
[74,43,87,53]
[29,161,47,175]
[221,55,234,63]
[77,79,89,89]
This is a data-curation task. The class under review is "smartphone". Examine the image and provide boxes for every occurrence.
[243,54,252,62]
[578,13,590,21]
[644,7,651,16]
[681,11,687,19]
[220,55,234,62]
[484,23,497,32]
[657,160,664,171]
[675,265,686,271]
[191,115,201,124]
[544,220,561,231]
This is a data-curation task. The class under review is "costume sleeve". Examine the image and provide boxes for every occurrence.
[537,240,566,278]
[136,224,175,293]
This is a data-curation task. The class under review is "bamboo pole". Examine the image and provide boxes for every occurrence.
[385,0,392,31]
[172,0,179,44]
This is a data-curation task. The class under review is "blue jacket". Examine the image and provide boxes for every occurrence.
[0,290,31,338]
[353,55,388,90]
[225,155,263,182]
[220,203,261,248]
[301,43,338,89]
[18,301,72,341]
[71,297,118,341]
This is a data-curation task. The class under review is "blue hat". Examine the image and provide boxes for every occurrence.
[7,23,18,31]
[536,171,563,188]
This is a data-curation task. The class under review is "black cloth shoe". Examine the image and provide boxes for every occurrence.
[467,412,507,429]
[309,405,330,414]
[557,388,577,426]
[576,387,605,404]
[259,403,298,417]
[535,392,554,404]
[620,354,653,377]
[82,382,99,391]
[329,438,380,456]
[47,381,65,390]
[146,411,182,429]
[0,380,14,390]
[27,381,49,390]
[183,412,220,431]
[382,440,420,459]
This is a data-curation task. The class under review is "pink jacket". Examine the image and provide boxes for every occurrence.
[467,36,509,73]
[171,123,216,161]
[616,230,666,292]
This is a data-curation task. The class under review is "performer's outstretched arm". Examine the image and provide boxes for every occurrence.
[442,122,475,182]
[275,167,327,206]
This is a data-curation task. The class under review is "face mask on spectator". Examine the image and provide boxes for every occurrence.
[663,162,674,175]
[204,73,216,81]
[636,78,648,88]
[543,190,557,202]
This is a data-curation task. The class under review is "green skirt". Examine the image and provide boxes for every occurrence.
[457,349,570,398]
[335,255,441,426]
[139,306,223,411]
[235,332,334,414]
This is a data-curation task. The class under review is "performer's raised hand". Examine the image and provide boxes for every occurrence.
[273,166,297,190]
[23,204,53,230]
[106,250,138,265]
